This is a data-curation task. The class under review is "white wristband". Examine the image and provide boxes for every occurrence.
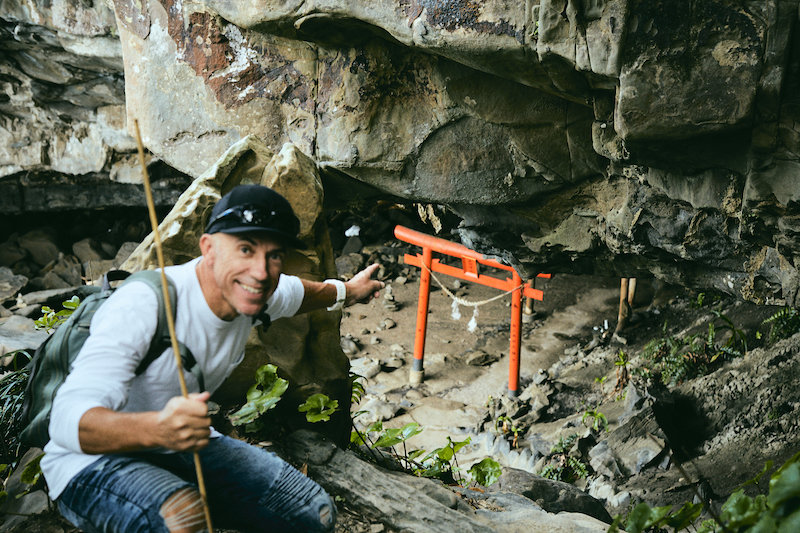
[325,279,347,311]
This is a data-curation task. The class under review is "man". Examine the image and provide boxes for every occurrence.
[41,184,384,532]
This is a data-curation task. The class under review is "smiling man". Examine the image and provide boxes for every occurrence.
[40,185,384,532]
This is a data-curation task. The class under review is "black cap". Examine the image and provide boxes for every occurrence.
[205,185,306,249]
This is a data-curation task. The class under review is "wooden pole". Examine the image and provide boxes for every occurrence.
[134,119,214,533]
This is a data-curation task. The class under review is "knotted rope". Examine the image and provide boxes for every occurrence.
[420,263,526,332]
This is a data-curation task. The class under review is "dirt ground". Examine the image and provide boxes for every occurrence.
[340,263,625,453]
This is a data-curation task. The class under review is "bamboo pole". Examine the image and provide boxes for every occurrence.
[134,119,214,533]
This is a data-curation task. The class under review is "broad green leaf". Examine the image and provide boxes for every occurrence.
[350,430,368,446]
[229,364,288,427]
[372,427,403,448]
[721,490,764,527]
[400,423,423,441]
[468,457,502,487]
[768,462,800,509]
[62,296,80,310]
[625,503,672,533]
[666,501,703,530]
[407,449,426,461]
[298,393,339,423]
[20,453,45,485]
[777,508,800,533]
[372,423,424,448]
[450,436,471,454]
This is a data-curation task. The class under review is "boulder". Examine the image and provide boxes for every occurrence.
[17,230,60,268]
[0,267,28,303]
[487,466,612,523]
[282,430,612,533]
[0,315,48,358]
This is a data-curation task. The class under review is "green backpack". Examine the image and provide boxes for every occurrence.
[19,270,202,448]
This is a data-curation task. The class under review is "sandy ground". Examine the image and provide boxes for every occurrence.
[341,261,625,464]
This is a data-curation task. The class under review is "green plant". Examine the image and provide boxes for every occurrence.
[762,307,800,344]
[34,295,80,332]
[0,351,32,466]
[350,372,365,404]
[298,393,339,423]
[538,434,589,484]
[540,456,589,483]
[582,408,609,433]
[416,436,471,485]
[495,415,521,448]
[229,364,288,432]
[640,313,746,387]
[608,452,800,533]
[0,452,45,506]
[468,457,502,487]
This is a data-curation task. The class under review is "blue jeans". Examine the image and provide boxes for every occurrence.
[57,435,336,532]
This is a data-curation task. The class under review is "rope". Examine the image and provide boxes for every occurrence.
[420,263,527,332]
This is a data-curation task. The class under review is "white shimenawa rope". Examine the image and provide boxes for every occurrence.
[421,263,525,333]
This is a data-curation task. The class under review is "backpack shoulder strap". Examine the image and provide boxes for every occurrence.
[126,271,204,390]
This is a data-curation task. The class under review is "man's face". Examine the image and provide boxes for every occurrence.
[198,232,286,320]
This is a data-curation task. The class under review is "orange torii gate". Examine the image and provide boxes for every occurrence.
[394,225,550,398]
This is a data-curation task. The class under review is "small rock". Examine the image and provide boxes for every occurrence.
[51,255,82,286]
[369,336,381,345]
[342,235,363,255]
[389,343,405,355]
[38,271,72,290]
[18,229,60,267]
[72,238,105,263]
[341,336,361,356]
[335,253,365,279]
[0,315,49,355]
[427,352,448,364]
[356,397,400,425]
[99,241,118,258]
[588,441,623,479]
[394,276,407,285]
[113,242,139,266]
[83,259,116,282]
[466,350,501,366]
[381,356,405,371]
[405,389,424,400]
[350,356,381,379]
[382,300,400,311]
[380,318,396,330]
[609,491,631,509]
[0,235,27,267]
[0,266,28,303]
[360,328,371,335]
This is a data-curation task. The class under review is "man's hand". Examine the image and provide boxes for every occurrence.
[345,264,385,306]
[78,392,212,455]
[155,391,212,452]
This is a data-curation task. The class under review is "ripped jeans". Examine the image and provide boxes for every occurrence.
[57,435,336,532]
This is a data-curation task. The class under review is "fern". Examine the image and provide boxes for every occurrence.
[762,307,800,344]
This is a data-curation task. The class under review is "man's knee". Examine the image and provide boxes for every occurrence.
[160,487,206,533]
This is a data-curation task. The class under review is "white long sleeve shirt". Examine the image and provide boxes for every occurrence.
[41,257,304,498]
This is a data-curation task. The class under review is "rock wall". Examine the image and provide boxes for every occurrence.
[3,0,800,304]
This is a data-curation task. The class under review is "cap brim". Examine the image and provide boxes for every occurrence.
[215,226,308,249]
